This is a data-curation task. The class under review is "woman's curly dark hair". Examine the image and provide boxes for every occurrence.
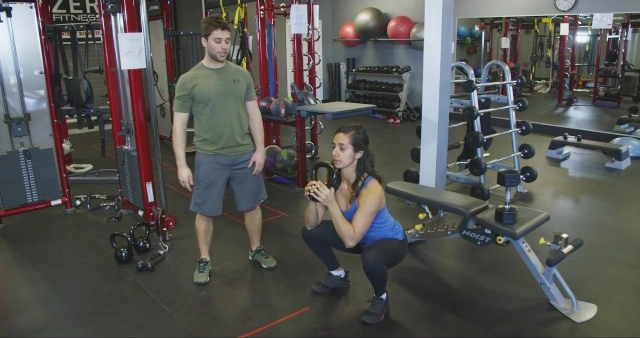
[334,124,382,203]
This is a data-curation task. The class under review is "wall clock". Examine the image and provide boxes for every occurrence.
[553,0,577,12]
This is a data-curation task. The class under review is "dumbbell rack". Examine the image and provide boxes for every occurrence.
[345,66,411,119]
[447,60,531,196]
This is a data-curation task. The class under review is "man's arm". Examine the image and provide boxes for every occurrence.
[172,111,193,190]
[246,100,265,174]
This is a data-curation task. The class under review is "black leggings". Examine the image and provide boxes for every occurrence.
[301,220,408,297]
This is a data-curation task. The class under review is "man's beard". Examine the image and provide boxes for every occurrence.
[207,50,227,63]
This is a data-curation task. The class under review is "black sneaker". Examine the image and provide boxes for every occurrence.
[311,270,350,294]
[360,295,390,325]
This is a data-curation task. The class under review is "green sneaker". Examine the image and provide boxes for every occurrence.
[193,258,211,285]
[249,246,277,270]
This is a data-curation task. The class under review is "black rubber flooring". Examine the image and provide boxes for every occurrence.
[1,91,639,337]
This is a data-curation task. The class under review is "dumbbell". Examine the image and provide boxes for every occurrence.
[469,166,538,200]
[469,183,492,201]
[495,169,520,225]
[464,120,532,150]
[467,143,535,176]
[403,168,420,183]
[462,97,529,120]
[562,132,582,141]
[410,146,420,163]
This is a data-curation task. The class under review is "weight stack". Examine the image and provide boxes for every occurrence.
[116,147,144,210]
[0,147,61,209]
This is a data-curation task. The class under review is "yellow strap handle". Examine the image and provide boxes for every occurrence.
[234,0,243,30]
[219,0,226,20]
[585,24,591,51]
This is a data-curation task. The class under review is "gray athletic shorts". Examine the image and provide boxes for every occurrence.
[190,151,267,216]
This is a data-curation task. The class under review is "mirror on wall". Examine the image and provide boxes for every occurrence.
[453,14,640,134]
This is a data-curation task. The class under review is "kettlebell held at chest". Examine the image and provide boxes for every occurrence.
[310,161,340,201]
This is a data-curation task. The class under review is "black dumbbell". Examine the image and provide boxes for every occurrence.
[495,169,520,225]
[403,168,420,183]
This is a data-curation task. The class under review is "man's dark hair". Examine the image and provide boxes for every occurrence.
[201,15,230,40]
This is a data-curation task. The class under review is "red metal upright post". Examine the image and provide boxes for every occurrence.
[306,0,318,158]
[502,17,510,64]
[120,0,159,222]
[513,18,521,64]
[569,15,578,91]
[37,0,73,211]
[161,0,176,126]
[558,16,568,104]
[99,1,125,148]
[291,0,307,188]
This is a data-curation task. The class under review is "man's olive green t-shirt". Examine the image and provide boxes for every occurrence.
[173,61,256,155]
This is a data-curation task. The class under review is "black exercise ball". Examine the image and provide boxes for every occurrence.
[353,7,388,39]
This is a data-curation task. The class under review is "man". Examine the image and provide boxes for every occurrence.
[172,15,277,285]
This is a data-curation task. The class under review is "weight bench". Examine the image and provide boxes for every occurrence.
[545,135,631,170]
[385,181,597,323]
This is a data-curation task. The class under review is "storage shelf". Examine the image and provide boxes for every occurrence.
[334,38,423,42]
[345,89,402,96]
[348,71,407,77]
[345,68,412,116]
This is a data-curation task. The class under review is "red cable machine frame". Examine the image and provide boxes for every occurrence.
[1,0,175,239]
[256,0,318,189]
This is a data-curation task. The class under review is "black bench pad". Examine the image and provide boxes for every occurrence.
[385,181,489,220]
[475,206,550,239]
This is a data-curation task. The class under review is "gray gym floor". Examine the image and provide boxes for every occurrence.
[0,90,639,337]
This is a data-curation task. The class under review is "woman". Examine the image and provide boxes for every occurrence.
[302,123,408,325]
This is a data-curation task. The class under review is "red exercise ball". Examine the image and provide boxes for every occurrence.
[387,15,414,44]
[338,21,360,47]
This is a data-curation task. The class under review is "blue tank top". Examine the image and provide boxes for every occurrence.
[341,176,405,248]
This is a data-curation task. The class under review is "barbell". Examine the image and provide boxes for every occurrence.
[467,143,536,176]
[462,97,529,120]
[461,74,527,93]
[464,120,532,149]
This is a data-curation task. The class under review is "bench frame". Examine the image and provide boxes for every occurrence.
[385,181,597,323]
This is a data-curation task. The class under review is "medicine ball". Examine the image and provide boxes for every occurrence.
[338,21,361,47]
[457,24,470,40]
[387,15,414,44]
[469,24,483,38]
[264,144,282,170]
[271,97,293,118]
[259,96,275,115]
[275,148,298,175]
[409,22,424,50]
[353,7,388,39]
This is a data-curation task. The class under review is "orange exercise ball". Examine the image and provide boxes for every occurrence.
[338,21,361,47]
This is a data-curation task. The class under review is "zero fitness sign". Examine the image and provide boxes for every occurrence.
[51,0,102,42]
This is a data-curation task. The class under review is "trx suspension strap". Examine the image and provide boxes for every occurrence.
[233,2,251,69]
[68,27,95,129]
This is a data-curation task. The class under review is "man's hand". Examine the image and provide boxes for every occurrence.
[177,165,194,192]
[249,150,266,175]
